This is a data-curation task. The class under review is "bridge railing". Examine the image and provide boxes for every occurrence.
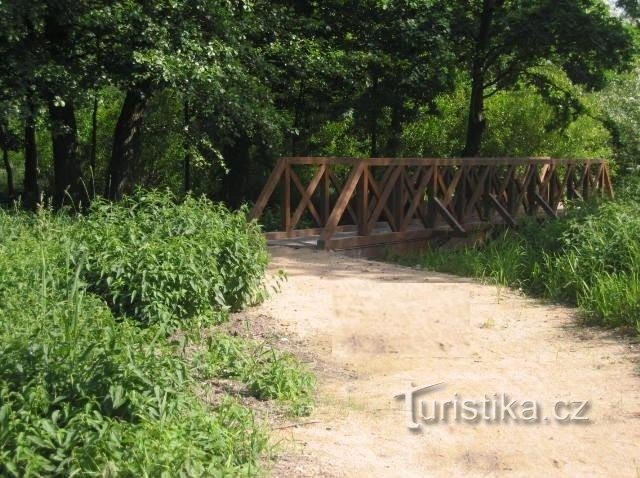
[250,157,614,250]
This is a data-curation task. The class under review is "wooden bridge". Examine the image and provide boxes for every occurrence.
[250,157,613,251]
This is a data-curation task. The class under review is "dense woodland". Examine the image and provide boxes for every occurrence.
[1,0,640,210]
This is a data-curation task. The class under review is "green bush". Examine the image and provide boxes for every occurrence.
[0,192,317,475]
[0,207,268,476]
[75,191,269,325]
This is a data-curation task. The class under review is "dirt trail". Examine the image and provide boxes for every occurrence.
[250,247,640,477]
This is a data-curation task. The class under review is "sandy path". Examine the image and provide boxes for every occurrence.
[253,247,640,477]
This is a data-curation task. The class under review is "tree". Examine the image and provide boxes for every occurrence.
[0,0,103,206]
[0,113,20,198]
[81,0,251,199]
[453,0,634,156]
[339,0,456,157]
[0,3,42,206]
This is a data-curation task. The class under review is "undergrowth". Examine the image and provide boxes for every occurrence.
[194,334,315,416]
[392,177,640,333]
[0,190,314,476]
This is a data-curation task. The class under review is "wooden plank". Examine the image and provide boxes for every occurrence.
[320,163,365,243]
[283,163,291,234]
[321,229,438,250]
[403,166,431,228]
[282,156,561,167]
[441,166,465,207]
[603,164,615,199]
[290,165,325,228]
[357,167,370,235]
[516,164,537,214]
[323,166,331,222]
[394,168,408,230]
[266,224,357,241]
[368,165,402,232]
[401,166,433,231]
[580,162,592,199]
[249,158,286,220]
[488,194,517,227]
[366,165,395,220]
[433,198,466,234]
[464,166,490,218]
[328,169,359,225]
[533,192,559,219]
[322,221,499,251]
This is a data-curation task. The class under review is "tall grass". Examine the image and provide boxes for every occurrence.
[0,191,313,476]
[393,178,640,333]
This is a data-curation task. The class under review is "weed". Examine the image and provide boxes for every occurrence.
[194,334,315,416]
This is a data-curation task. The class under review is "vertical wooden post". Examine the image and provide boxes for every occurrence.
[283,162,292,236]
[426,165,438,228]
[456,166,467,223]
[357,166,370,236]
[582,162,592,200]
[480,166,491,221]
[526,164,538,216]
[319,162,365,247]
[323,165,331,224]
[391,166,407,232]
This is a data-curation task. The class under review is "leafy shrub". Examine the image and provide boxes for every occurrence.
[75,190,269,325]
[0,210,268,476]
[195,334,315,416]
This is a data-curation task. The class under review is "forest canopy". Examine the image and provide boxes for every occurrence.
[0,0,638,208]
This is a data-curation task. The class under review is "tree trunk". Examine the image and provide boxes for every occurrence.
[49,99,83,207]
[0,119,15,198]
[183,99,192,193]
[23,96,39,208]
[463,74,486,157]
[384,102,404,157]
[2,146,14,198]
[369,73,380,157]
[90,95,98,172]
[462,0,498,157]
[105,87,150,200]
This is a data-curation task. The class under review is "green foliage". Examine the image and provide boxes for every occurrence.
[195,334,316,417]
[597,66,640,170]
[402,81,469,157]
[0,205,269,476]
[483,87,612,159]
[395,180,640,333]
[400,81,612,159]
[75,190,268,325]
[310,113,370,158]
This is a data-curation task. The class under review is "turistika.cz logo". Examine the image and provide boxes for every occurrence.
[395,383,590,430]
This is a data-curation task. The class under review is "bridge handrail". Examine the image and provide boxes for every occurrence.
[251,157,613,250]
